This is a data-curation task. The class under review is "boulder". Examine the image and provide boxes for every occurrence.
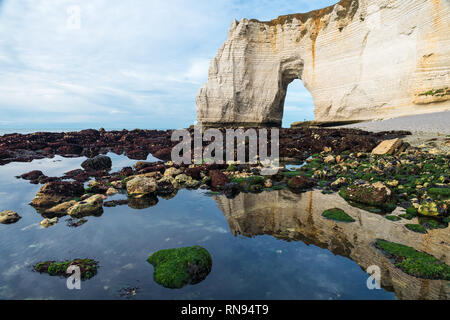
[164,167,182,177]
[339,182,396,213]
[81,155,112,171]
[67,194,104,217]
[174,174,199,188]
[147,246,212,289]
[210,170,229,189]
[371,139,403,155]
[31,181,84,208]
[106,187,118,196]
[40,217,58,228]
[126,176,157,196]
[0,210,21,224]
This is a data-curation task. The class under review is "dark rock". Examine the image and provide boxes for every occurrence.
[210,170,230,189]
[152,148,172,161]
[30,181,84,208]
[119,167,134,177]
[156,180,176,196]
[81,155,112,171]
[185,167,202,180]
[17,170,45,181]
[223,182,240,198]
[287,176,316,191]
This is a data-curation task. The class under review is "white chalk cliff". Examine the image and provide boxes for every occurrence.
[196,0,450,126]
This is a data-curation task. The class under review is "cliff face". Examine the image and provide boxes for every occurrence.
[197,0,450,127]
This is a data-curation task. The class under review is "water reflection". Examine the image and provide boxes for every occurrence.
[213,190,450,300]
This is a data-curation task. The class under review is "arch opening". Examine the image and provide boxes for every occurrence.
[281,79,315,128]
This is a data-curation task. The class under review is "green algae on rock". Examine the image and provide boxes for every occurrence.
[322,208,355,222]
[385,215,401,221]
[375,239,450,280]
[34,259,98,280]
[405,224,427,234]
[147,246,212,289]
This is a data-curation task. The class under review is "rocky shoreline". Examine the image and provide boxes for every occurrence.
[1,127,449,292]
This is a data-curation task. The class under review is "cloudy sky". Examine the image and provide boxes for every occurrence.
[0,0,337,130]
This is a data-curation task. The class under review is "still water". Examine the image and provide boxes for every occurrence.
[0,152,412,300]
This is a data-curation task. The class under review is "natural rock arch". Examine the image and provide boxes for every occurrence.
[196,0,450,127]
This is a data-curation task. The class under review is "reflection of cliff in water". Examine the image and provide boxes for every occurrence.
[213,190,450,300]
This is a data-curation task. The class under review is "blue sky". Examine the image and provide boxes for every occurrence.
[0,0,337,130]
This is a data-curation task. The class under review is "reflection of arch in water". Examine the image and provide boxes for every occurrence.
[213,190,450,300]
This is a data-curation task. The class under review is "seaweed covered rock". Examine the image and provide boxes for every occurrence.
[0,210,21,224]
[147,246,212,289]
[418,201,446,217]
[375,239,450,280]
[34,259,98,280]
[30,181,84,208]
[81,155,112,171]
[174,174,199,189]
[126,176,157,197]
[339,182,396,213]
[67,194,104,218]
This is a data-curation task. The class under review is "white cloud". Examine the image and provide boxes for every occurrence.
[0,0,337,129]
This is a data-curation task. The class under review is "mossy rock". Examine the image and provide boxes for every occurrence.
[399,213,414,220]
[418,217,448,230]
[405,206,418,216]
[339,184,397,214]
[147,246,212,289]
[385,215,401,221]
[322,208,355,222]
[375,239,450,280]
[418,202,441,217]
[405,224,427,234]
[34,259,98,280]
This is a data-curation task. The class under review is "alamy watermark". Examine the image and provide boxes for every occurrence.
[66,5,81,30]
[66,265,81,290]
[366,265,381,290]
[171,124,280,175]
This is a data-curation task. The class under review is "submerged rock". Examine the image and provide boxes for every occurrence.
[0,210,21,224]
[40,217,58,228]
[34,259,98,280]
[147,246,212,289]
[81,155,112,171]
